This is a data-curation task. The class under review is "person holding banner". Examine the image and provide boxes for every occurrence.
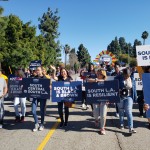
[111,64,121,118]
[32,66,47,132]
[88,63,97,112]
[13,69,27,123]
[88,69,108,135]
[142,66,150,129]
[51,65,73,127]
[143,103,150,129]
[79,69,89,110]
[0,68,8,129]
[115,68,136,134]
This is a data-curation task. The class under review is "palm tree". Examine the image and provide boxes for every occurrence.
[141,31,149,45]
[64,44,70,67]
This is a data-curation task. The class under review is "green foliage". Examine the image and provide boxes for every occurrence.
[38,8,61,65]
[0,7,62,73]
[130,58,137,67]
[77,44,91,68]
[107,36,143,65]
[141,31,149,45]
[132,39,142,57]
[107,37,121,59]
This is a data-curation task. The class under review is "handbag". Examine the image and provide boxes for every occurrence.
[64,101,73,108]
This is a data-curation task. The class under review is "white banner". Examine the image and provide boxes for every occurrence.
[136,45,150,66]
[134,73,143,91]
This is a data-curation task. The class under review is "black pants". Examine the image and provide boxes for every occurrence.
[115,103,119,113]
[58,102,69,123]
[138,103,144,116]
[82,91,87,105]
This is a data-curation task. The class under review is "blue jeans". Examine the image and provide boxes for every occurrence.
[32,98,46,124]
[0,98,4,123]
[117,96,133,129]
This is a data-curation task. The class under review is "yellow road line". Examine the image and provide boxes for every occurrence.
[37,119,60,150]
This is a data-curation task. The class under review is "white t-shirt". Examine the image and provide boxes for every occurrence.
[0,77,7,98]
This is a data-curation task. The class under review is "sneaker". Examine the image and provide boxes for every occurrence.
[59,122,64,128]
[39,125,44,131]
[125,126,129,129]
[15,116,20,123]
[33,123,39,132]
[120,125,124,130]
[20,116,25,123]
[100,128,106,135]
[0,124,3,129]
[82,104,86,110]
[139,115,144,118]
[64,122,68,127]
[86,105,90,109]
[129,128,137,134]
[116,113,119,118]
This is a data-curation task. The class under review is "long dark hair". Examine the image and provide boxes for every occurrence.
[122,68,131,78]
[88,63,96,73]
[58,68,72,80]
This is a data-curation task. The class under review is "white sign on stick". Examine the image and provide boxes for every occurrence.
[136,45,150,66]
[134,73,143,91]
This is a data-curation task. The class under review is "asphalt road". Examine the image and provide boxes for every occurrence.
[0,99,150,150]
[0,74,150,150]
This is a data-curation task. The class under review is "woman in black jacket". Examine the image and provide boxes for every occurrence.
[51,66,73,127]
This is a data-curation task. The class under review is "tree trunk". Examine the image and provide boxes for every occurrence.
[65,53,67,67]
[143,39,145,45]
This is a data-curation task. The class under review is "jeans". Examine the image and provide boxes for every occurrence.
[93,102,108,129]
[0,98,4,123]
[32,98,46,125]
[14,97,26,117]
[58,102,69,123]
[117,96,133,129]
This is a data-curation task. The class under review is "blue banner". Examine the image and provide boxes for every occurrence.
[52,81,82,102]
[8,79,23,97]
[85,80,120,103]
[83,72,97,79]
[142,73,150,118]
[22,78,50,99]
[29,60,41,70]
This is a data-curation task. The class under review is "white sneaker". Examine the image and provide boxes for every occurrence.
[116,113,119,118]
[82,104,86,109]
[33,123,39,132]
[39,125,44,131]
[0,124,3,129]
[86,105,90,109]
[129,128,137,134]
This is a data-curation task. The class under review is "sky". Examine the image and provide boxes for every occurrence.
[1,0,150,62]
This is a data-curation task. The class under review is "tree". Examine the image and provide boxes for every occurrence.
[64,44,70,67]
[132,39,142,57]
[141,31,149,45]
[107,37,121,60]
[119,37,126,54]
[69,48,79,70]
[77,44,91,68]
[38,8,61,65]
[0,7,8,68]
